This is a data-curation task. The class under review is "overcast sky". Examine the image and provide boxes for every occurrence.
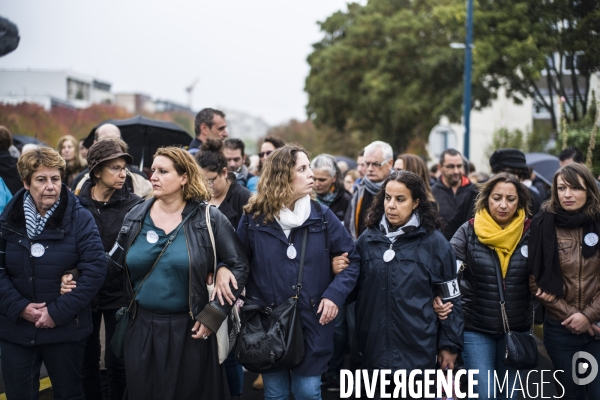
[0,0,363,126]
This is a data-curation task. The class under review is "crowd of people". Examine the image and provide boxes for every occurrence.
[0,106,599,400]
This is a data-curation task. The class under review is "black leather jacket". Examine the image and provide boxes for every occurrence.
[451,220,532,335]
[110,199,249,334]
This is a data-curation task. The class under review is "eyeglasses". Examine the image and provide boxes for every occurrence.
[443,164,463,170]
[363,159,391,169]
[258,150,274,158]
[105,165,130,175]
[205,174,219,185]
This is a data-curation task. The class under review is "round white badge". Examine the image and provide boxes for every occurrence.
[31,243,45,258]
[146,230,159,244]
[383,249,395,263]
[521,245,528,258]
[286,245,297,259]
[585,233,599,247]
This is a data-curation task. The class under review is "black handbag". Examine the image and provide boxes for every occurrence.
[109,204,201,358]
[493,259,539,370]
[234,227,308,373]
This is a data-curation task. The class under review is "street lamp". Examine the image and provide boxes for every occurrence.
[463,0,474,159]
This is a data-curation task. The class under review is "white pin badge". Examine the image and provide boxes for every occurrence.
[585,233,599,247]
[521,245,529,258]
[287,244,297,259]
[383,249,395,263]
[31,243,45,258]
[146,230,159,244]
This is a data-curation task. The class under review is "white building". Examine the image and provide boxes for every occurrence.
[0,69,113,110]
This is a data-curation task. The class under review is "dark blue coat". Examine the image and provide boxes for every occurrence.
[237,201,359,376]
[0,186,106,346]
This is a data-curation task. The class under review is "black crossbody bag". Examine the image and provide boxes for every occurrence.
[234,227,308,373]
[493,259,539,370]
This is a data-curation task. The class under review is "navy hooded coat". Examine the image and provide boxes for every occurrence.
[237,201,359,376]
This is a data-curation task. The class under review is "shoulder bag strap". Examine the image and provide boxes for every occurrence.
[205,204,217,275]
[127,202,202,311]
[294,227,309,297]
[492,258,511,334]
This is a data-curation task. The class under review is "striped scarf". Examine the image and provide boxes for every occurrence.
[23,191,60,239]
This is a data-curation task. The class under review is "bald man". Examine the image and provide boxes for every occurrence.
[95,124,121,142]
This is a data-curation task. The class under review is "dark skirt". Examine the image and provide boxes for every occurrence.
[124,306,230,400]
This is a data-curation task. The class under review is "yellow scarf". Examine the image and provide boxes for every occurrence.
[473,208,525,278]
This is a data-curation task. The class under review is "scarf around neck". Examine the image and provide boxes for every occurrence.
[363,176,384,196]
[275,195,312,238]
[23,191,60,239]
[317,186,337,207]
[474,207,525,278]
[528,209,600,296]
[379,212,420,243]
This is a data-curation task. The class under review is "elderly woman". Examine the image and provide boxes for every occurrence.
[311,154,351,222]
[355,171,462,380]
[238,145,359,399]
[438,172,532,399]
[0,147,106,399]
[57,135,87,188]
[108,147,249,400]
[61,139,143,400]
[529,163,600,398]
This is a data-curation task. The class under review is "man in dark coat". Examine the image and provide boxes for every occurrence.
[311,154,351,222]
[0,126,23,195]
[189,108,228,155]
[431,149,477,240]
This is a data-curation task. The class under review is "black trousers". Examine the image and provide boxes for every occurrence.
[82,309,127,400]
[123,306,230,400]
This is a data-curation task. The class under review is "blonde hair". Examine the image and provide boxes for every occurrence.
[18,147,66,184]
[56,135,87,170]
[154,147,211,202]
[244,144,313,222]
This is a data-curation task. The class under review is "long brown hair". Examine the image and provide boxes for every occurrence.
[244,144,314,222]
[154,147,211,202]
[543,163,600,219]
[473,172,531,216]
[56,135,86,170]
[397,154,434,202]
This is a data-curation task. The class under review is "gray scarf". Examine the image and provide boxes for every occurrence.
[363,176,384,195]
[379,212,420,243]
[234,165,249,182]
[23,191,60,239]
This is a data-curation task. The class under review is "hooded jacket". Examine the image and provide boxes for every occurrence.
[355,225,463,370]
[451,220,533,334]
[237,201,360,376]
[0,186,106,346]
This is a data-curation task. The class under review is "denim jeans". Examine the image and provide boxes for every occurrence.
[0,339,86,400]
[462,330,521,400]
[223,351,243,396]
[544,316,600,399]
[262,370,322,400]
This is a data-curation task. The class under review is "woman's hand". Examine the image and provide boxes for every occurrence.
[535,288,557,303]
[211,267,238,306]
[438,349,457,370]
[590,323,600,337]
[317,298,338,325]
[332,253,350,275]
[20,302,46,323]
[433,296,453,320]
[60,274,76,295]
[34,307,56,329]
[562,312,591,334]
[191,321,214,340]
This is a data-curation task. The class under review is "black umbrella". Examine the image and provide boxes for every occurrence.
[84,116,192,169]
[12,134,48,152]
[0,16,20,57]
[525,153,560,186]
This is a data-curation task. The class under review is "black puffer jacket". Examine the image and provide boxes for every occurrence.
[450,220,533,334]
[325,188,351,222]
[77,181,143,310]
[110,199,249,334]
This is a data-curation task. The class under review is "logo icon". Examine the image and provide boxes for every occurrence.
[572,351,598,385]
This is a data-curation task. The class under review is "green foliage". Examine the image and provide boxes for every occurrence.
[488,126,553,157]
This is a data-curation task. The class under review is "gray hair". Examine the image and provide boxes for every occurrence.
[311,154,345,192]
[364,141,393,162]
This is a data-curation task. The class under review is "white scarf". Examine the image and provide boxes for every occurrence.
[276,195,311,238]
[379,212,420,243]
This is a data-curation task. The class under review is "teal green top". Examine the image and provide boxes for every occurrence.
[126,212,190,314]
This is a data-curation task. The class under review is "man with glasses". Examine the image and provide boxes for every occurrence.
[431,148,476,240]
[345,141,394,240]
[189,108,228,155]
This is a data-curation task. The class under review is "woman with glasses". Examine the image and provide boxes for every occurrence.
[247,136,285,194]
[60,139,143,400]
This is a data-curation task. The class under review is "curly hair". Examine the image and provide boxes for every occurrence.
[244,144,314,222]
[473,172,531,216]
[543,163,600,219]
[365,170,442,234]
[18,147,67,185]
[154,147,211,202]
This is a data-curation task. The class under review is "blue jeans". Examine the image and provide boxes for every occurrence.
[262,370,321,400]
[462,330,521,400]
[544,316,600,399]
[0,339,86,400]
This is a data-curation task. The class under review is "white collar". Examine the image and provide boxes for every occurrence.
[276,195,311,238]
